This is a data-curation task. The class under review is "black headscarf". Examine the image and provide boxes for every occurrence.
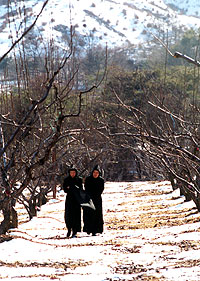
[68,164,78,176]
[92,164,102,176]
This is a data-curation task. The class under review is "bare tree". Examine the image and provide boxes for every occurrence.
[0,1,107,234]
[101,53,200,208]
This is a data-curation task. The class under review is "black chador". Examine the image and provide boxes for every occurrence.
[83,165,104,235]
[63,166,83,238]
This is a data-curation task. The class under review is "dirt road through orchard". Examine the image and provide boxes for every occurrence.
[1,181,200,280]
[104,181,200,280]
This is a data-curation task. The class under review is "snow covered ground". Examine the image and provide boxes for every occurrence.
[1,181,200,280]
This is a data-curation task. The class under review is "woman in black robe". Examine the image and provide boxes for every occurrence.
[83,165,104,235]
[63,166,83,238]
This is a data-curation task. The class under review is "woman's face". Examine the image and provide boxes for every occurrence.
[70,170,76,178]
[93,170,99,178]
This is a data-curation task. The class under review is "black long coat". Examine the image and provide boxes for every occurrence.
[83,175,104,234]
[63,175,82,232]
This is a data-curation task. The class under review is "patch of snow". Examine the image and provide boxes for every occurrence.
[1,181,200,280]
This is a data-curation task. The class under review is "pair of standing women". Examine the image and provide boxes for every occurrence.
[63,165,104,238]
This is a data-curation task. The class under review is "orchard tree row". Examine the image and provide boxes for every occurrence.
[0,0,199,234]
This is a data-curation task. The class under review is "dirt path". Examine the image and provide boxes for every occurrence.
[102,181,200,280]
[1,181,200,280]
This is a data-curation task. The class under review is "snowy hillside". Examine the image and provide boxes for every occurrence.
[164,0,200,16]
[0,0,200,55]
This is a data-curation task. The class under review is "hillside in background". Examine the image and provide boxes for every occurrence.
[0,0,200,56]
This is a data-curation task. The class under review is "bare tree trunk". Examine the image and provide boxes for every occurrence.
[52,147,57,199]
[193,194,200,212]
[28,198,37,219]
[0,198,18,234]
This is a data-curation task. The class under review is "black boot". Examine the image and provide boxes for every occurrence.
[72,231,77,238]
[67,229,71,238]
